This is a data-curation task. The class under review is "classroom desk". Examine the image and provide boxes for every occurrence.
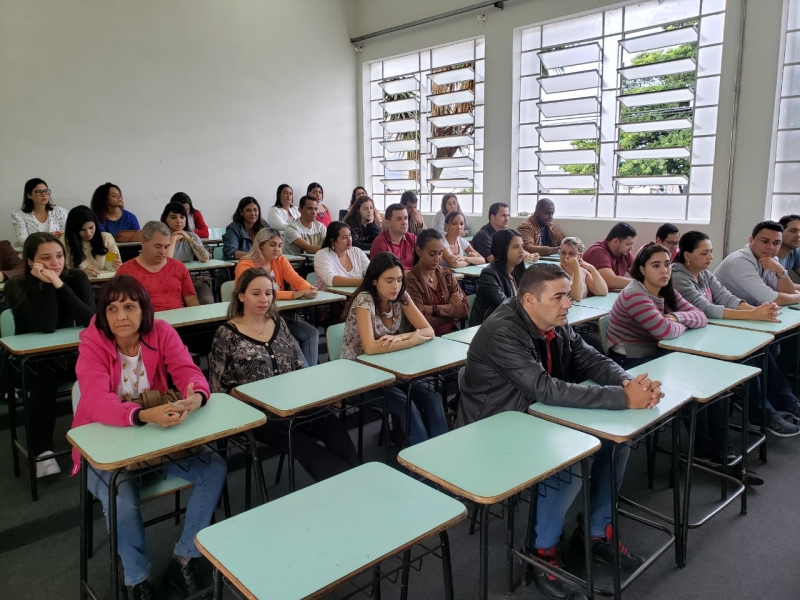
[274,290,346,311]
[157,303,230,328]
[196,462,467,600]
[327,285,358,296]
[659,326,774,462]
[398,412,601,600]
[357,338,469,446]
[233,360,396,490]
[67,393,267,600]
[443,326,479,345]
[574,292,620,311]
[183,259,235,272]
[529,374,693,599]
[452,264,488,279]
[0,269,116,294]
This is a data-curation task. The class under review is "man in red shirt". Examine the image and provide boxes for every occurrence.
[582,222,637,290]
[370,203,417,269]
[116,221,198,311]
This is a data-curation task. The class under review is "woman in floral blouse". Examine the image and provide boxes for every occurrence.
[209,267,359,482]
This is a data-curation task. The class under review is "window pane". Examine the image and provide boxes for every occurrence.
[774,163,800,193]
[688,195,712,221]
[699,13,725,46]
[383,54,418,78]
[624,0,700,31]
[432,40,474,68]
[779,97,800,129]
[616,195,687,220]
[777,130,800,162]
[542,12,603,47]
[691,136,717,165]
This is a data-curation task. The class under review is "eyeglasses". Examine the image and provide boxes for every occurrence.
[33,189,51,196]
[662,240,679,247]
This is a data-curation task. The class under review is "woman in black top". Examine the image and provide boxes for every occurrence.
[343,195,381,251]
[5,232,95,477]
[469,229,527,326]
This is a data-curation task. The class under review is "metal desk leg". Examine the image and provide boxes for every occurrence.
[610,445,622,600]
[372,565,382,600]
[440,531,455,600]
[79,458,89,600]
[6,355,20,478]
[580,457,595,600]
[479,504,490,600]
[671,414,682,570]
[20,355,38,501]
[507,495,516,592]
[760,351,769,464]
[399,549,412,600]
[107,468,124,600]
[288,416,297,492]
[679,404,697,567]
[245,431,267,505]
[212,568,223,600]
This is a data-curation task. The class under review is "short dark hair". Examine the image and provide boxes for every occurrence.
[385,203,406,221]
[751,220,783,238]
[489,202,509,218]
[323,221,350,250]
[95,276,155,340]
[350,186,367,206]
[22,178,53,213]
[518,263,571,301]
[444,210,466,225]
[274,184,293,207]
[631,243,678,310]
[400,191,418,206]
[342,251,408,320]
[160,201,188,230]
[298,195,318,209]
[656,223,679,241]
[232,197,266,234]
[90,183,122,223]
[676,231,710,265]
[779,214,800,229]
[170,192,195,214]
[307,182,323,196]
[605,222,637,242]
[413,228,445,265]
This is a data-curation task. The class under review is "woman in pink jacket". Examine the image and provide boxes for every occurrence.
[71,276,226,599]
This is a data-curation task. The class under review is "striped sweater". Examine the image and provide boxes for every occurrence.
[607,279,708,358]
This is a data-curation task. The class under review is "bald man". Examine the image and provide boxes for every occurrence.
[518,198,565,256]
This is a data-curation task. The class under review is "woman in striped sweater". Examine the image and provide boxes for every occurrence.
[607,243,707,369]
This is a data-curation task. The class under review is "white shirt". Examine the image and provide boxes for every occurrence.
[313,246,370,290]
[117,349,150,399]
[284,219,326,255]
[12,206,69,245]
[70,232,121,271]
[267,205,301,232]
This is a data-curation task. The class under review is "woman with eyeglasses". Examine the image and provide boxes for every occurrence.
[90,182,141,238]
[558,237,608,300]
[234,228,320,365]
[12,178,69,246]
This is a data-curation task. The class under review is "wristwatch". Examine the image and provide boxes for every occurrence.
[778,270,790,279]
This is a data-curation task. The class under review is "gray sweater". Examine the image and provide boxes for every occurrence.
[671,263,743,319]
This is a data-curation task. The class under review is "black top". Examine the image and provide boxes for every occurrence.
[471,222,496,259]
[5,269,95,334]
[469,262,516,327]
[347,220,381,251]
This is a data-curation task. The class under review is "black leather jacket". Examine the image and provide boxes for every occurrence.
[469,262,516,326]
[458,298,630,427]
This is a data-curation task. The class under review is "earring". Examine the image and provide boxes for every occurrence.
[686,260,690,267]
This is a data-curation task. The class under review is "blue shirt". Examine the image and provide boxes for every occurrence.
[100,210,140,236]
[778,248,800,272]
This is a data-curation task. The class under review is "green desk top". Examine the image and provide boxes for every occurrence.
[567,305,609,326]
[658,325,774,361]
[234,360,396,417]
[327,286,358,296]
[707,309,800,334]
[67,394,265,470]
[184,259,235,272]
[0,326,84,355]
[443,326,479,345]
[88,270,116,282]
[356,337,469,380]
[274,291,346,311]
[617,352,761,402]
[538,255,560,262]
[574,293,619,311]
[452,264,488,278]
[529,364,693,443]
[195,462,467,599]
[398,411,600,504]
[155,303,230,328]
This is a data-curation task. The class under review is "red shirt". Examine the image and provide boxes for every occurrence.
[583,240,634,278]
[116,257,196,311]
[370,230,418,270]
[316,208,332,228]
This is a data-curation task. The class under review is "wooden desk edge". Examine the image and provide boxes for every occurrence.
[67,415,266,471]
[195,506,467,600]
[355,355,467,381]
[397,442,601,505]
[277,294,346,310]
[528,398,692,444]
[232,376,396,418]
[707,319,800,335]
[658,335,774,361]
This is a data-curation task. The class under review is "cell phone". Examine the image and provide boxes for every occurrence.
[168,401,186,412]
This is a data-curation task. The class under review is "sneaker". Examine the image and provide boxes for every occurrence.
[766,413,800,437]
[36,451,61,478]
[130,578,155,600]
[590,524,644,571]
[744,469,765,487]
[530,546,584,600]
[164,557,206,598]
[694,440,737,466]
[777,400,800,421]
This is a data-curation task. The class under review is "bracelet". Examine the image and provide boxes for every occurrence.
[778,270,790,279]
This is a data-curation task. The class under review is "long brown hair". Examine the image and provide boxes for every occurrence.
[227,267,279,321]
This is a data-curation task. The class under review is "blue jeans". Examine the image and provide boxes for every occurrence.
[533,440,629,548]
[383,383,449,446]
[87,452,227,586]
[289,319,319,366]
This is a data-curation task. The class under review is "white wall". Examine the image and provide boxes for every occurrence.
[350,0,784,256]
[0,0,358,242]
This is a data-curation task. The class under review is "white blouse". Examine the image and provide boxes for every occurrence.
[117,349,150,399]
[267,205,301,232]
[313,247,370,291]
[12,206,69,245]
[70,232,121,271]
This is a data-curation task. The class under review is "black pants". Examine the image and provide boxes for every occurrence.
[13,356,76,455]
[255,410,360,482]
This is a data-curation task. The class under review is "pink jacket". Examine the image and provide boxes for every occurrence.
[70,317,210,474]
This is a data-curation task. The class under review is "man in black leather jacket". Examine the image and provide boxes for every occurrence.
[458,263,663,600]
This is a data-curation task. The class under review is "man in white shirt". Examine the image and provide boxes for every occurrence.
[284,196,326,255]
